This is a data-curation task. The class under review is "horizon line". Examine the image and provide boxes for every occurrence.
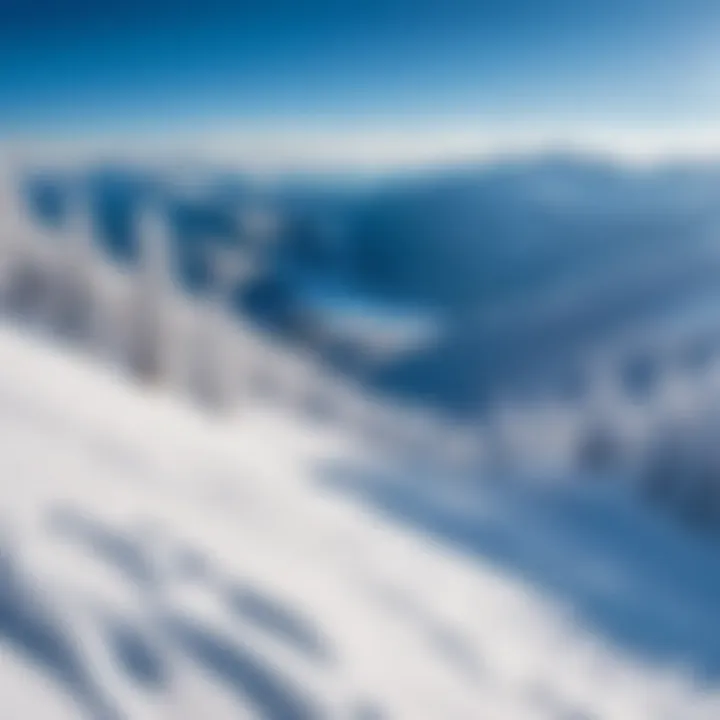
[6,124,720,177]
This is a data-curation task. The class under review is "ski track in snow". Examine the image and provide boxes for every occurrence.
[0,322,718,719]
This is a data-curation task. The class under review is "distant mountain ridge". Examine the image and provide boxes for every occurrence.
[21,154,720,415]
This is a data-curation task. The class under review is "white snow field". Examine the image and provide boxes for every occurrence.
[0,322,719,720]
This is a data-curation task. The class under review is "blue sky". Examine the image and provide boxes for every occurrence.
[2,0,720,166]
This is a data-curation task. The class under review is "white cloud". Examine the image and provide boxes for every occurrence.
[5,121,720,176]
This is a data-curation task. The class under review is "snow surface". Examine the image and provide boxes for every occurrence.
[0,321,719,719]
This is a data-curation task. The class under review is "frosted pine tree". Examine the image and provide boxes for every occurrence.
[192,206,280,413]
[127,204,175,385]
[193,242,253,412]
[0,171,26,283]
[52,186,99,344]
[0,175,39,316]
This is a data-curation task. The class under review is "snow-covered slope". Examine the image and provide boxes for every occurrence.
[0,321,718,720]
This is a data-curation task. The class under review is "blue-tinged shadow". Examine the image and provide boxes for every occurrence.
[45,505,332,715]
[0,543,120,720]
[165,614,320,720]
[225,584,332,664]
[100,613,168,691]
[319,461,720,682]
[46,506,157,590]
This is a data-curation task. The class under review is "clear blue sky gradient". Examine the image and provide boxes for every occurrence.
[1,0,719,137]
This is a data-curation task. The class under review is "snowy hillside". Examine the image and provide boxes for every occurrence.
[0,321,719,720]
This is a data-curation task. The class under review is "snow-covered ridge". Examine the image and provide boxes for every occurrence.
[8,167,720,512]
[1,175,720,717]
[1,305,720,720]
[0,174,484,480]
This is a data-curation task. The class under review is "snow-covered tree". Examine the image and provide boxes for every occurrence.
[52,186,99,344]
[126,203,176,385]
